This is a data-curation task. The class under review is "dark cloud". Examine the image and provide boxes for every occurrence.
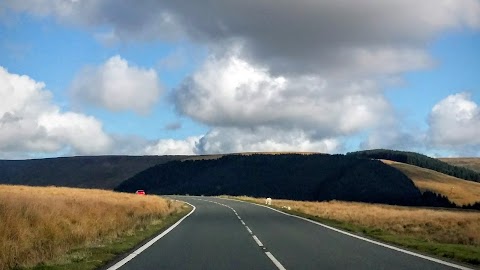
[5,0,479,74]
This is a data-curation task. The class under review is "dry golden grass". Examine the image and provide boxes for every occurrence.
[439,158,480,173]
[0,185,185,270]
[384,161,480,205]
[236,196,480,246]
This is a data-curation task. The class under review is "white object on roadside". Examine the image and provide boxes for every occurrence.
[265,197,272,205]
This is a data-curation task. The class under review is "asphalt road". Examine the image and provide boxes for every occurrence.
[108,196,473,270]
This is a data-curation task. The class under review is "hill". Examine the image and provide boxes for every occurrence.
[116,154,443,206]
[439,158,480,173]
[347,149,480,182]
[383,160,480,206]
[0,155,187,189]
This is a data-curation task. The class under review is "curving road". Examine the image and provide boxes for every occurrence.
[107,196,473,270]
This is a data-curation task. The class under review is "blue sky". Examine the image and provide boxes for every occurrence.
[1,15,208,140]
[386,30,480,125]
[1,1,480,158]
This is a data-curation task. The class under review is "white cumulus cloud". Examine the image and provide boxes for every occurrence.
[175,54,391,138]
[196,127,340,154]
[141,127,340,155]
[38,111,112,155]
[70,55,161,114]
[428,93,480,147]
[0,66,112,158]
[4,0,480,155]
[144,136,201,155]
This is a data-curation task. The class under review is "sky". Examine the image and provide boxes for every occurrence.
[0,0,479,159]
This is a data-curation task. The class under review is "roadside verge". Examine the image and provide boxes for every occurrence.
[221,196,478,269]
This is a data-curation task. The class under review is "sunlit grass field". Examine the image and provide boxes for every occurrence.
[440,158,480,173]
[231,196,480,265]
[383,160,480,205]
[0,185,188,270]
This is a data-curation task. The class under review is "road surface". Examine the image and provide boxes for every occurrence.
[107,196,473,270]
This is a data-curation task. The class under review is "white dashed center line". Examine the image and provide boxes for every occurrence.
[195,198,287,270]
[252,235,264,247]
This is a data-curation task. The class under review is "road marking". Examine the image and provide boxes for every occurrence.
[221,197,474,270]
[105,201,196,270]
[266,252,287,270]
[252,235,264,247]
[195,198,287,270]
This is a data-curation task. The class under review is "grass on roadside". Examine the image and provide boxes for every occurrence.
[23,209,190,270]
[227,196,480,266]
[0,185,191,270]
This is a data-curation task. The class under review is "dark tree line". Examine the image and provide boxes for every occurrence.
[462,202,480,211]
[0,155,187,189]
[420,191,457,208]
[347,149,480,183]
[115,154,472,209]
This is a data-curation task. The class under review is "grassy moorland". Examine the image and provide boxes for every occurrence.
[0,185,190,270]
[440,158,480,173]
[384,160,480,206]
[231,196,480,266]
[348,150,480,182]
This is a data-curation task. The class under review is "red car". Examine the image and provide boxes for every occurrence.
[135,190,146,195]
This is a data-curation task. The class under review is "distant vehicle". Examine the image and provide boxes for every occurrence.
[135,190,146,195]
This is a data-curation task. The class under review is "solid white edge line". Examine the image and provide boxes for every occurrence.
[265,251,287,270]
[106,201,196,270]
[219,197,474,270]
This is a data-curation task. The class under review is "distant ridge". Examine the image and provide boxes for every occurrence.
[440,158,480,173]
[236,151,320,155]
[347,149,480,183]
[383,160,480,206]
[0,153,317,189]
[115,154,447,206]
[0,155,187,189]
[2,151,476,209]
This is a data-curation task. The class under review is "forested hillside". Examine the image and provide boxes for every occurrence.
[116,154,451,206]
[0,155,187,189]
[348,149,480,182]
